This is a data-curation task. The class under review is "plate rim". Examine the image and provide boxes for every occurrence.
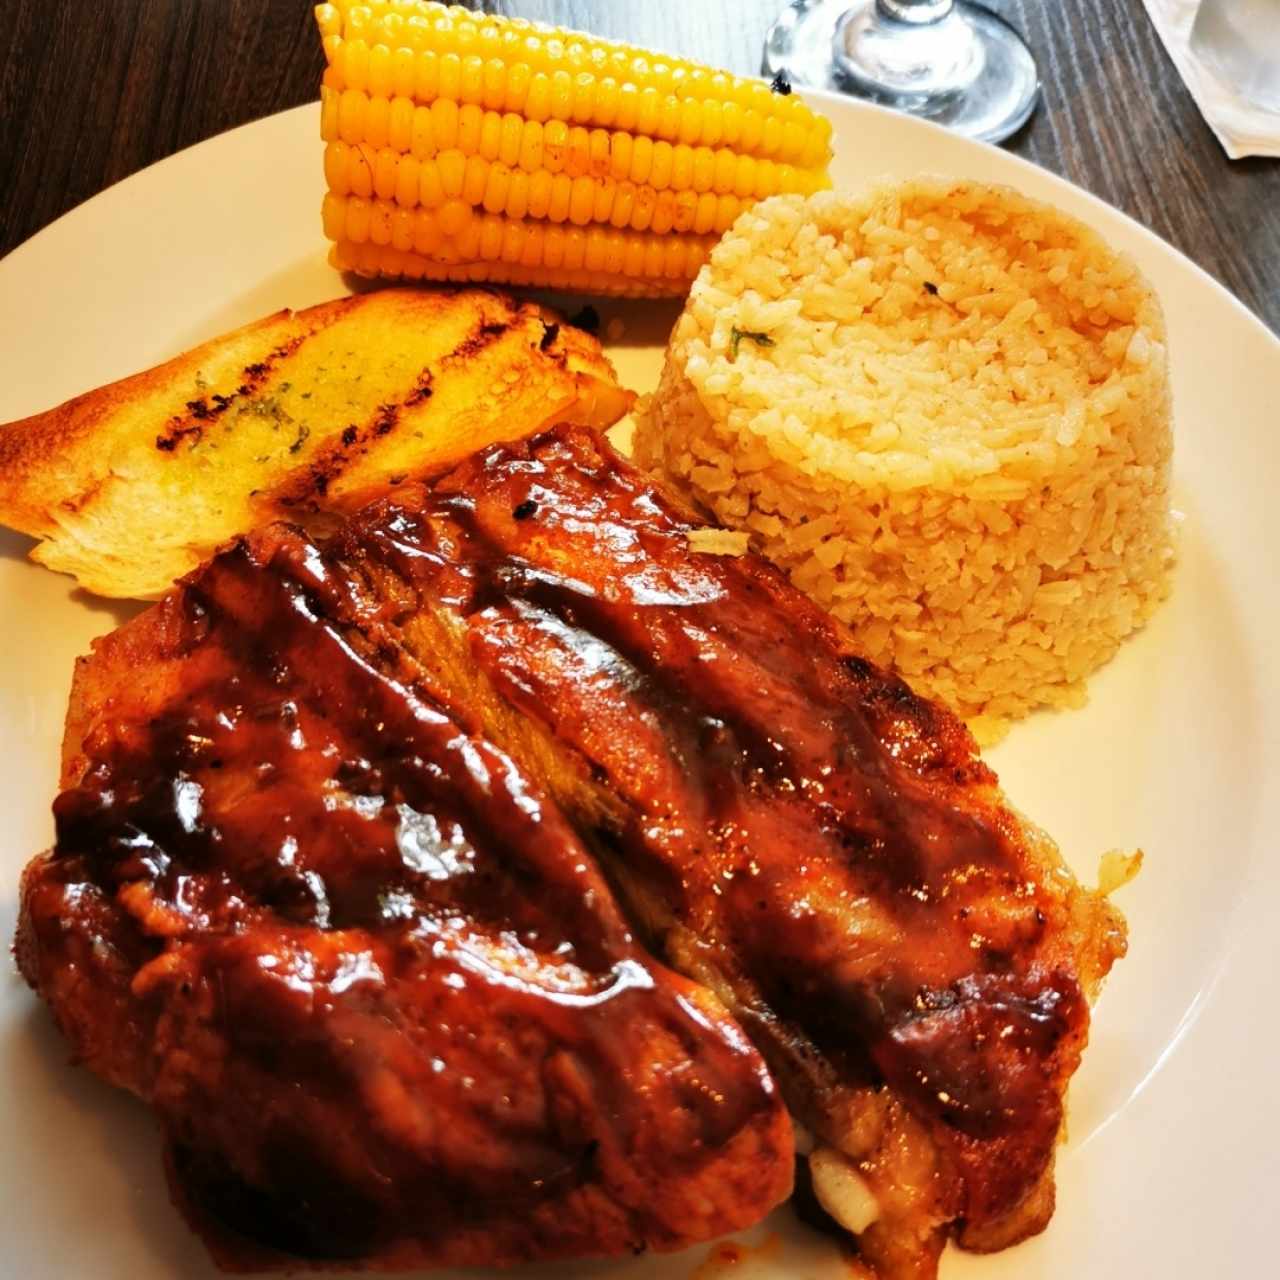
[1,89,1278,1280]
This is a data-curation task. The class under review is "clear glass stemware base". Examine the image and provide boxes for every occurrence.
[763,0,1040,144]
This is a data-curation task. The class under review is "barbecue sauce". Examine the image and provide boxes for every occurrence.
[34,517,791,1264]
[339,427,1103,1229]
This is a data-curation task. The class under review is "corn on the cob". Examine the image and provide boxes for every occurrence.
[315,1,833,296]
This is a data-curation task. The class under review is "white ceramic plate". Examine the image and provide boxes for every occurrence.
[2,94,1277,1280]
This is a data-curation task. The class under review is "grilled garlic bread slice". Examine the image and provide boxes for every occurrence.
[0,287,630,598]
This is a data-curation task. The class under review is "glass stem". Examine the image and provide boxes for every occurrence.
[878,0,955,23]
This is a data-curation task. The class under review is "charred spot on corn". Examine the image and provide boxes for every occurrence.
[770,71,793,95]
[729,328,775,360]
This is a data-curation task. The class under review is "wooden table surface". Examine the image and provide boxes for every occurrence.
[1,0,1276,332]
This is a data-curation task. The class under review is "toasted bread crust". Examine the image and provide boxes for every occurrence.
[0,288,631,598]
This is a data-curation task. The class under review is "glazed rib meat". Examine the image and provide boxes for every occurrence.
[17,423,1129,1278]
[15,516,793,1268]
[316,426,1130,1278]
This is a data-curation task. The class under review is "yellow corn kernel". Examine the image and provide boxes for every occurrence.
[368,43,393,98]
[386,206,412,250]
[543,224,565,268]
[324,141,349,195]
[463,153,487,205]
[506,169,530,219]
[614,81,639,133]
[631,184,655,232]
[569,175,595,226]
[410,105,434,159]
[419,158,445,207]
[346,195,371,243]
[672,189,698,233]
[483,57,507,111]
[610,131,632,182]
[500,217,525,264]
[588,128,611,177]
[635,86,660,136]
[321,190,346,240]
[391,47,416,98]
[595,76,619,126]
[591,176,615,225]
[430,97,458,149]
[584,227,607,273]
[412,207,441,254]
[520,221,544,267]
[649,141,673,191]
[457,102,483,155]
[483,162,511,214]
[316,4,341,39]
[562,227,586,270]
[693,191,717,235]
[395,153,420,207]
[348,143,374,198]
[720,99,743,147]
[479,214,504,261]
[757,162,785,199]
[630,134,653,185]
[566,126,592,177]
[388,96,414,151]
[622,236,646,278]
[498,112,523,166]
[651,190,675,236]
[548,172,573,222]
[543,119,569,173]
[550,69,574,121]
[527,169,553,220]
[518,118,543,171]
[339,89,368,144]
[528,72,555,124]
[438,197,472,237]
[438,52,463,102]
[437,149,466,198]
[413,49,439,101]
[342,39,370,93]
[505,59,531,113]
[460,53,485,105]
[320,85,340,141]
[369,200,394,246]
[373,147,399,200]
[391,206,415,252]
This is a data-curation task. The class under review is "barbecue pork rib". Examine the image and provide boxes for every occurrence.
[18,424,1129,1278]
[16,518,793,1269]
[316,426,1131,1279]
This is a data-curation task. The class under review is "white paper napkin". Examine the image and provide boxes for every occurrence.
[1142,0,1280,159]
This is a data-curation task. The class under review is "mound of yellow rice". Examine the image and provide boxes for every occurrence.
[634,178,1174,736]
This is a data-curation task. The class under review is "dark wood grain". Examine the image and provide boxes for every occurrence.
[1,0,1276,330]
